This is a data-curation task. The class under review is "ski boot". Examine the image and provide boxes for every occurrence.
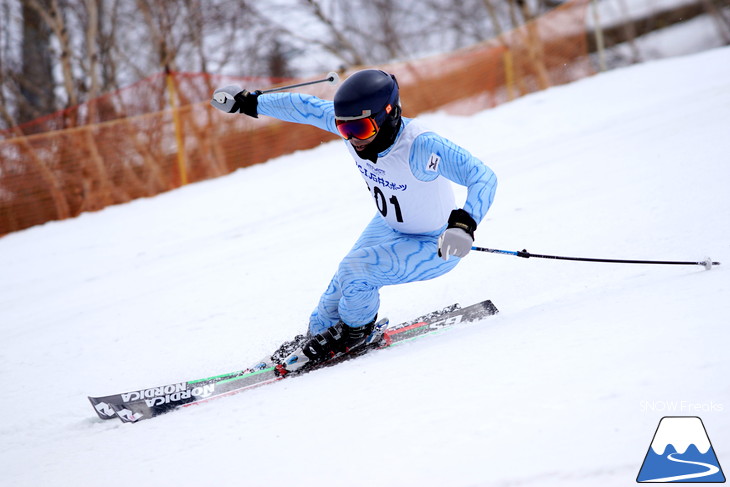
[276,317,386,375]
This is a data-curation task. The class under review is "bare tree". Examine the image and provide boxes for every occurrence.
[290,0,367,67]
[1,0,510,130]
[18,0,55,124]
[9,0,720,131]
[135,0,183,71]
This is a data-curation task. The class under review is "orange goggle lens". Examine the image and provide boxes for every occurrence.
[335,117,379,140]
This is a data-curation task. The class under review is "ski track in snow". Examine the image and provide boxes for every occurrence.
[1,46,729,486]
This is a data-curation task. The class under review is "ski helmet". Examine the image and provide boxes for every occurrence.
[334,69,400,133]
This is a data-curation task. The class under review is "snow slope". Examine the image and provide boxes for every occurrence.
[1,47,729,487]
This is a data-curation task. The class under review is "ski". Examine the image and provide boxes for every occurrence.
[89,299,498,423]
[88,365,270,420]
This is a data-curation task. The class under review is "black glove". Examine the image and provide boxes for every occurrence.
[232,90,261,118]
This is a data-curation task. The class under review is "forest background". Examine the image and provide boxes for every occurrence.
[3,0,729,130]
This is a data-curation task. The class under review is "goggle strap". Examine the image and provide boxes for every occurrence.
[335,110,373,122]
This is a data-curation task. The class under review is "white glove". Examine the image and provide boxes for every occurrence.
[210,85,243,112]
[437,209,477,261]
[438,228,473,260]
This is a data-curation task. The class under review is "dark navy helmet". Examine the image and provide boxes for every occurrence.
[334,69,400,128]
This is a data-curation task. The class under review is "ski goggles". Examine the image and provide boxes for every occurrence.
[335,114,379,141]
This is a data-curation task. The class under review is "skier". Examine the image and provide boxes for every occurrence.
[211,69,497,371]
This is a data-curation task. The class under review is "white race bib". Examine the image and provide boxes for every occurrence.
[347,121,455,234]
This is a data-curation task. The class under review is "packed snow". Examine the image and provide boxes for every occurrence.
[1,46,728,486]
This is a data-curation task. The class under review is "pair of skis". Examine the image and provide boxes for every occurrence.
[89,299,498,423]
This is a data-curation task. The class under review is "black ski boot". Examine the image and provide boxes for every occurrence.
[276,318,376,375]
[301,319,375,362]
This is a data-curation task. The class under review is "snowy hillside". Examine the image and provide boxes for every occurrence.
[1,46,729,486]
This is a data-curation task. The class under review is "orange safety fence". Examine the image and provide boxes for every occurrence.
[0,0,591,236]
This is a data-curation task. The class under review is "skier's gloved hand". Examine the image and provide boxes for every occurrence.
[438,209,477,260]
[210,85,260,118]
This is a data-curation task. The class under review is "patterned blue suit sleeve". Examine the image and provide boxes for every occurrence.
[256,92,339,137]
[410,131,497,224]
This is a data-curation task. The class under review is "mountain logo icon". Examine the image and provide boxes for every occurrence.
[637,416,726,483]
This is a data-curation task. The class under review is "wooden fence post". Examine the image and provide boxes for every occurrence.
[165,66,188,186]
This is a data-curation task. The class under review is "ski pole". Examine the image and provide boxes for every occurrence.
[471,246,720,270]
[258,71,340,94]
